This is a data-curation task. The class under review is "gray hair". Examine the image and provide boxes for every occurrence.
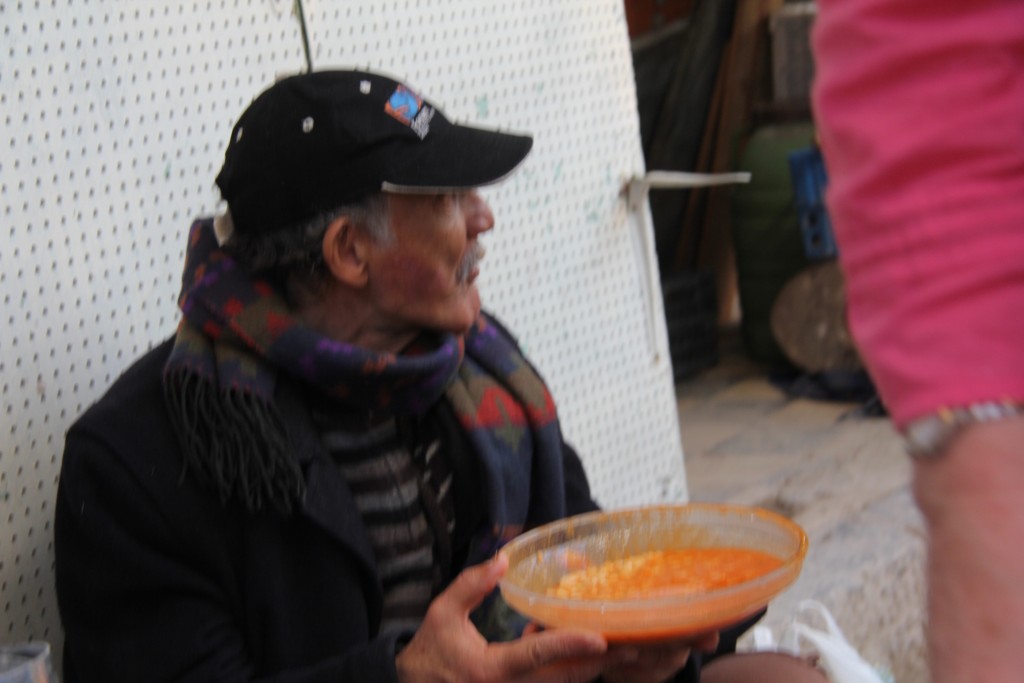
[222,193,391,291]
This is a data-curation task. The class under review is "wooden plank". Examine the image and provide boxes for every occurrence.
[698,0,784,325]
[625,0,696,39]
[645,0,737,276]
[671,44,728,272]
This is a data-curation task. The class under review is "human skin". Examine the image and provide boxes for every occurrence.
[394,554,629,683]
[912,416,1024,682]
[812,2,1024,678]
[365,190,493,338]
[307,189,494,353]
[700,652,827,683]
[395,553,723,683]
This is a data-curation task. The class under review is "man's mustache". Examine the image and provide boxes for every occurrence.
[457,242,485,284]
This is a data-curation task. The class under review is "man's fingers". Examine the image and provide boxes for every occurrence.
[494,629,608,677]
[437,554,508,615]
[692,631,720,652]
[522,622,542,636]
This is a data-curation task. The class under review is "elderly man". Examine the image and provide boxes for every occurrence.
[54,70,824,683]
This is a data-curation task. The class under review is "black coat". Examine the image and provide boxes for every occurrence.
[55,338,757,683]
[54,338,600,682]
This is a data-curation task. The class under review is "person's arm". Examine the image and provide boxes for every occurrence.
[813,2,1024,682]
[912,416,1024,682]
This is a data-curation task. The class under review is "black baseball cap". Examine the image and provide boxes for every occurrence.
[215,69,534,236]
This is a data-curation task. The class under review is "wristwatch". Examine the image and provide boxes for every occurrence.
[904,400,1024,460]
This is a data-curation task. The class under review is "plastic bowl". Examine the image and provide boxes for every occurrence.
[498,503,807,642]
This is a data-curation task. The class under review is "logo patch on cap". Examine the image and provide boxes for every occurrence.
[385,85,434,140]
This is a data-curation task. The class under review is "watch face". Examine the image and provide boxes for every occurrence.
[904,414,956,459]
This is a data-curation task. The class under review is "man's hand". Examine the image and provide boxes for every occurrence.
[395,554,635,683]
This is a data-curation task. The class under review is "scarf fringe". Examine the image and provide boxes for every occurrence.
[164,369,305,515]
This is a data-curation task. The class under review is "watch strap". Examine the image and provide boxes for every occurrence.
[904,400,1024,460]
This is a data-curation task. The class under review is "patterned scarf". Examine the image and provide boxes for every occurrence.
[164,219,567,539]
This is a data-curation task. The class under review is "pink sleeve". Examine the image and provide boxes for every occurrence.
[811,0,1024,428]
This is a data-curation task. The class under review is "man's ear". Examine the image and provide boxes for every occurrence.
[322,216,370,287]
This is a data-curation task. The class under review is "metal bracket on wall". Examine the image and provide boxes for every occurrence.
[623,171,751,363]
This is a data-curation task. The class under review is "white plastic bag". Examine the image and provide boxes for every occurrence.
[751,600,891,683]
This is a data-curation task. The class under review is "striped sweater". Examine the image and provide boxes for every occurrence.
[310,407,456,636]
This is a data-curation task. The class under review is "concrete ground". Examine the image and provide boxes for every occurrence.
[676,332,927,683]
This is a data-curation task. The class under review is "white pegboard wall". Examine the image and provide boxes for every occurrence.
[0,0,687,658]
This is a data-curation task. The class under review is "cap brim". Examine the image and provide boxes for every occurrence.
[381,122,533,194]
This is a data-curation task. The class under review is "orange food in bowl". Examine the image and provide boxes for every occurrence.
[547,548,783,600]
[499,504,808,641]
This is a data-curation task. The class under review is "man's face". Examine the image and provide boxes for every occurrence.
[365,189,494,336]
